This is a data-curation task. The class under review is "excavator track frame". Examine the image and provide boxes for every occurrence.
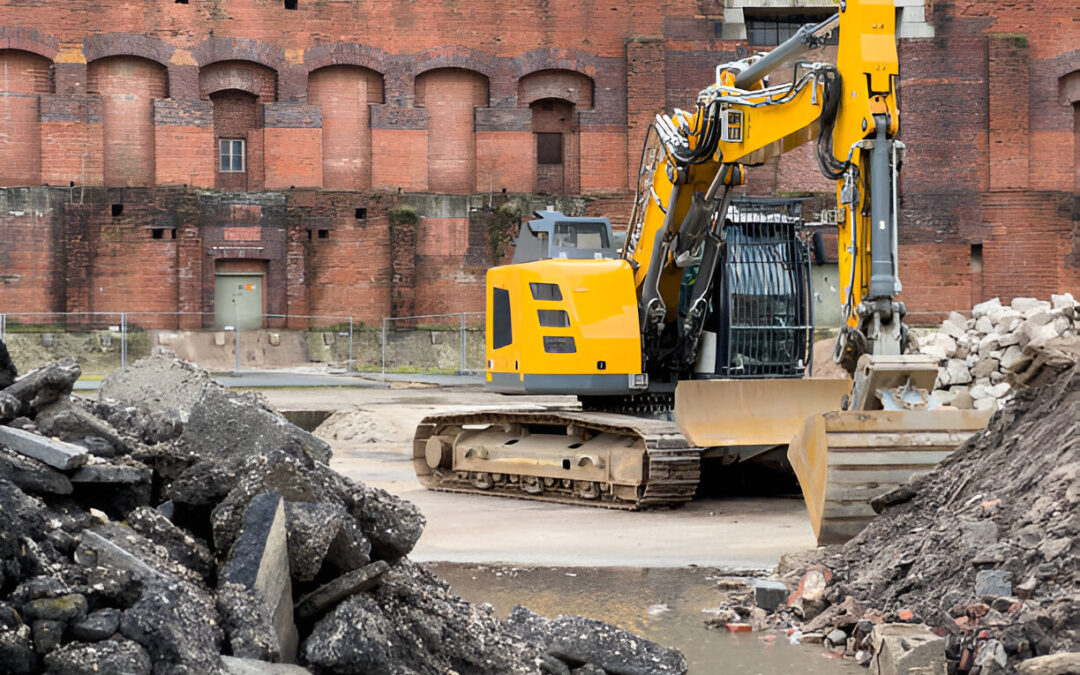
[413,410,700,510]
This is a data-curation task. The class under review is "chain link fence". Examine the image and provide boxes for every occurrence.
[0,311,486,377]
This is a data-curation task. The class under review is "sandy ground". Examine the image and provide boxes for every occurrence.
[260,386,820,569]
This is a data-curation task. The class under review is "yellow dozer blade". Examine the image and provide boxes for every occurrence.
[675,379,992,545]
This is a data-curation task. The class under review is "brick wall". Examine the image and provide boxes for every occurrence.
[0,50,50,185]
[86,57,167,187]
[0,0,1076,325]
[416,68,489,194]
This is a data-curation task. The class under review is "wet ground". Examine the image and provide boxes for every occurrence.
[429,564,863,675]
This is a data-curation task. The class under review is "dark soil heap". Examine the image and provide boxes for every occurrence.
[780,342,1079,672]
[0,348,688,675]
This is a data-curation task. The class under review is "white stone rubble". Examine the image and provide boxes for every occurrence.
[918,295,1079,410]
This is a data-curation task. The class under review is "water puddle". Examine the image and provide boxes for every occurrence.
[427,564,863,675]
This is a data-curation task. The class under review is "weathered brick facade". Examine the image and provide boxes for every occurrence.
[0,0,1076,327]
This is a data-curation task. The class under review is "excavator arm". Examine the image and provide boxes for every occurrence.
[625,0,906,379]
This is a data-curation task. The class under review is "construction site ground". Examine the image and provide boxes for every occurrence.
[258,384,819,569]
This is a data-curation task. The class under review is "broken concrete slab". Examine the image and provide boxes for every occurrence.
[99,348,212,422]
[294,560,390,622]
[119,580,224,675]
[221,656,313,675]
[284,500,371,582]
[126,506,215,582]
[0,626,36,674]
[182,386,331,466]
[43,637,152,675]
[69,459,152,485]
[0,357,81,418]
[216,581,281,662]
[78,523,202,585]
[68,607,121,642]
[0,445,72,494]
[34,399,129,457]
[544,615,688,675]
[220,491,297,663]
[0,425,88,470]
[870,623,946,675]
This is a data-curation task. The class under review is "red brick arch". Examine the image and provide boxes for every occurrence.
[86,55,168,187]
[517,69,594,109]
[199,61,277,102]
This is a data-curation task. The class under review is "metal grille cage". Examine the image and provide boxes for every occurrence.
[712,198,813,378]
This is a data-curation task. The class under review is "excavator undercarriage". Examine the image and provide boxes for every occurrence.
[413,410,700,509]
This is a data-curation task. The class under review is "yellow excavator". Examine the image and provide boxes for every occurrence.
[414,0,990,544]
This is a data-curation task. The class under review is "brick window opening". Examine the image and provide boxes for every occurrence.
[219,139,245,173]
[175,0,188,4]
[284,0,297,8]
[744,11,838,47]
[111,204,123,217]
[151,228,165,239]
[306,230,313,241]
[537,133,563,165]
[317,229,329,239]
[355,207,367,219]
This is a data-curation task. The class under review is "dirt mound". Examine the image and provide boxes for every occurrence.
[778,341,1079,672]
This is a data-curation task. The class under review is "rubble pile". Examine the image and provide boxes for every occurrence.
[702,339,1078,674]
[0,347,687,675]
[919,294,1078,411]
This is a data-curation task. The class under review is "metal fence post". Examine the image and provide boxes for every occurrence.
[459,312,466,374]
[120,313,128,371]
[381,317,388,379]
[348,317,354,373]
[0,313,5,341]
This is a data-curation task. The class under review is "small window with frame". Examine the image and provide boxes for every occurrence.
[219,139,245,173]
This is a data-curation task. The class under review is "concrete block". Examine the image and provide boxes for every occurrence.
[0,425,88,470]
[972,298,1000,318]
[294,560,390,622]
[750,579,788,612]
[870,623,946,675]
[0,445,73,494]
[221,491,298,663]
[975,570,1012,597]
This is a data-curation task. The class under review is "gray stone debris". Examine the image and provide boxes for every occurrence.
[0,352,690,675]
[750,579,788,612]
[119,580,224,675]
[99,348,213,422]
[126,506,215,582]
[216,582,281,662]
[1017,653,1080,675]
[0,425,88,470]
[43,638,152,675]
[0,445,73,494]
[920,295,1079,408]
[182,385,331,466]
[220,491,297,663]
[68,607,121,642]
[294,560,390,622]
[870,623,946,675]
[975,569,1013,598]
[283,500,371,582]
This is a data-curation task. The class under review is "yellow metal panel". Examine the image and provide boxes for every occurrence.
[487,258,642,378]
[675,379,851,447]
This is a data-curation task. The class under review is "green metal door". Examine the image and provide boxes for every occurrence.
[214,274,263,330]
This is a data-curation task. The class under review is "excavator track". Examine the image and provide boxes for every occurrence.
[413,409,700,510]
